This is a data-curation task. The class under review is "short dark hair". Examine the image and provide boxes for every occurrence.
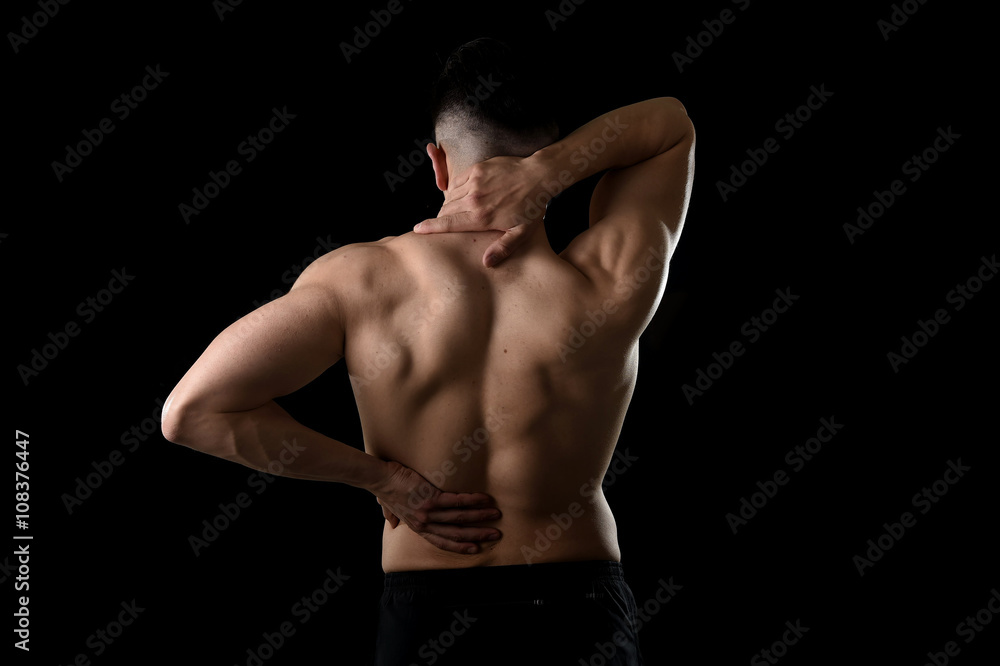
[428,37,557,158]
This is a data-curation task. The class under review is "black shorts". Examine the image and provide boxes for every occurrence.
[373,560,644,666]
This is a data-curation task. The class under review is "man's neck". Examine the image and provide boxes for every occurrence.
[436,197,551,246]
[437,159,555,258]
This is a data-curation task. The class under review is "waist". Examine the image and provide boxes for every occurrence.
[381,499,620,572]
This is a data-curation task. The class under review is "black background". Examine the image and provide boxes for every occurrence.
[6,0,996,664]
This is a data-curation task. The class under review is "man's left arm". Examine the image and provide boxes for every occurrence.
[161,250,502,553]
[161,251,376,482]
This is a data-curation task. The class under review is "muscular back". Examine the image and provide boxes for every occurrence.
[331,226,663,571]
[161,98,693,573]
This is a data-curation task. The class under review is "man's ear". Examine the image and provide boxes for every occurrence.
[427,142,448,192]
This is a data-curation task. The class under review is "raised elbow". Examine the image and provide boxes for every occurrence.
[663,96,689,117]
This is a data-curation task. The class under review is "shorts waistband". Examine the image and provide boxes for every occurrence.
[382,560,626,602]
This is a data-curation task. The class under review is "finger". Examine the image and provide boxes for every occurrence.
[431,492,497,509]
[414,212,486,234]
[484,223,530,267]
[419,531,484,555]
[377,499,400,528]
[382,505,399,528]
[422,523,503,545]
[426,507,502,523]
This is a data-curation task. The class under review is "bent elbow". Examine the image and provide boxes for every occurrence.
[160,393,195,445]
[160,394,234,458]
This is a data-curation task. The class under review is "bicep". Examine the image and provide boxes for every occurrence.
[169,281,344,414]
[561,124,695,285]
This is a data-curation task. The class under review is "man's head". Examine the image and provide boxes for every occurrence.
[427,37,558,191]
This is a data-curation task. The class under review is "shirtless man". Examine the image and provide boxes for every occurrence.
[162,38,693,665]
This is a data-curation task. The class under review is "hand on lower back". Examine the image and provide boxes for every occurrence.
[372,460,502,554]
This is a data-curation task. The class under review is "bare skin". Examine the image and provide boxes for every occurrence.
[162,97,694,572]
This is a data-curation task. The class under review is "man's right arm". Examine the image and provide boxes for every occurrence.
[536,97,694,293]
